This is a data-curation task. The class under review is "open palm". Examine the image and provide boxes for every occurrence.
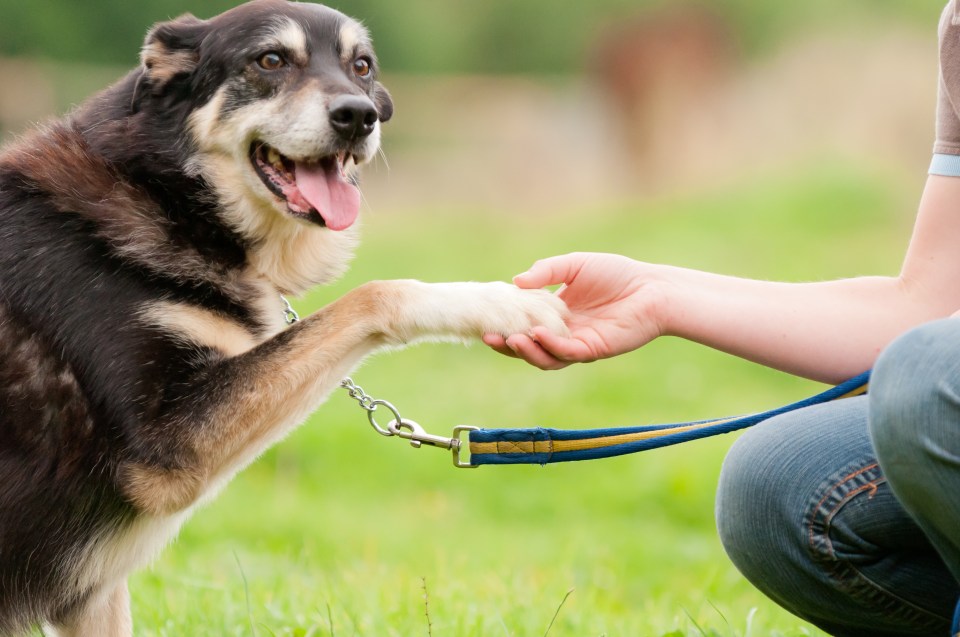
[484,253,664,370]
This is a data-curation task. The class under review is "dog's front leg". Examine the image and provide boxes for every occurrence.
[121,280,567,515]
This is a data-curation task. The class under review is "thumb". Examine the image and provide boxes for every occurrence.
[513,253,585,290]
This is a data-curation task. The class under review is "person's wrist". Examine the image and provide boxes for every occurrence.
[641,263,686,339]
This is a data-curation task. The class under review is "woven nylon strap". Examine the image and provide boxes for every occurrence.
[467,370,871,465]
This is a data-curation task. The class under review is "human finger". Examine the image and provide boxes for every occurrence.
[513,253,587,290]
[528,326,597,362]
[504,334,570,370]
[482,333,519,358]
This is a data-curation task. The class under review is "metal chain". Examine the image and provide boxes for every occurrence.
[339,376,405,438]
[340,377,376,412]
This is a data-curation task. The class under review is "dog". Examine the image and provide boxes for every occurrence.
[0,1,568,634]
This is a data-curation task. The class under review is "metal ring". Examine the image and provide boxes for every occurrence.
[367,399,402,437]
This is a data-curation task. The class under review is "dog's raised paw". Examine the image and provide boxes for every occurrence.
[389,280,570,344]
[472,282,570,339]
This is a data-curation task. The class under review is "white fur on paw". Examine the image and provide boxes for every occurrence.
[397,280,569,343]
[474,282,570,338]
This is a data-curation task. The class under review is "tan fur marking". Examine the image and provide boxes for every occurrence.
[141,42,198,84]
[338,20,370,62]
[264,17,309,65]
[139,300,258,357]
[120,464,206,516]
[185,90,225,148]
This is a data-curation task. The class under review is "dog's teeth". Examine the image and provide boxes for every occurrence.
[267,147,281,167]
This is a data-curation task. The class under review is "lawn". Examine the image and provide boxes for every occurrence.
[122,160,912,636]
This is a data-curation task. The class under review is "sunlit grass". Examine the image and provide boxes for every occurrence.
[122,161,910,636]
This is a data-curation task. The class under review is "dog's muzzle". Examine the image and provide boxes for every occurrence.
[248,94,379,231]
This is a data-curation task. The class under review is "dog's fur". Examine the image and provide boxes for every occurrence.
[0,2,567,634]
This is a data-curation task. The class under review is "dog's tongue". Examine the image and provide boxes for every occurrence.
[294,160,360,231]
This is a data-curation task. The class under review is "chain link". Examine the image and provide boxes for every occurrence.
[340,377,403,437]
[340,377,377,412]
[281,295,300,325]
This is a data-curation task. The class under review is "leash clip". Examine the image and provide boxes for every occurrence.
[389,418,454,449]
[388,420,479,469]
[340,378,478,468]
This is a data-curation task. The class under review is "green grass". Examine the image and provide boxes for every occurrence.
[124,160,911,636]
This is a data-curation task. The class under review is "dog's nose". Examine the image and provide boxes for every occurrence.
[328,95,378,141]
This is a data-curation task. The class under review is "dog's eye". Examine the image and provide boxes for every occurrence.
[257,52,286,71]
[353,57,372,78]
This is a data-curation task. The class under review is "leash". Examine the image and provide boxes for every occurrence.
[337,371,870,467]
[282,296,871,468]
[467,371,870,465]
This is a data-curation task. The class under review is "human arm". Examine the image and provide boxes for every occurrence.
[485,175,960,384]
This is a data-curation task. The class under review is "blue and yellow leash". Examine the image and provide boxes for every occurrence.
[340,371,872,468]
[467,370,870,465]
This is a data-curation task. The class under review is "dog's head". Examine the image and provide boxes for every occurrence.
[135,0,393,238]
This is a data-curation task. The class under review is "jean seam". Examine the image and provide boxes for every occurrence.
[805,461,949,629]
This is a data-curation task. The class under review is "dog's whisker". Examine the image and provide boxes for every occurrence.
[357,184,374,216]
[376,146,391,172]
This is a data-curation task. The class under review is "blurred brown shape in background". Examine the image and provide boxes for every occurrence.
[590,4,737,187]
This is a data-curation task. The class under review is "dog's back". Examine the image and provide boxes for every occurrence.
[0,118,184,631]
[0,134,105,631]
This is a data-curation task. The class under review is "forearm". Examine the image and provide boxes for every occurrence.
[656,269,945,383]
[653,175,960,383]
[496,178,960,377]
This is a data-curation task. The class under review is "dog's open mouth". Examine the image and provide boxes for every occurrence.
[250,142,360,231]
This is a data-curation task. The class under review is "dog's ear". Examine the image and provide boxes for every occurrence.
[133,14,209,108]
[141,14,209,83]
[373,82,393,123]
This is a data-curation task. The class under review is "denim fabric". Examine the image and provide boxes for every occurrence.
[716,319,960,636]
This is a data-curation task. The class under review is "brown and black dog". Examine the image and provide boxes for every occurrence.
[0,2,567,634]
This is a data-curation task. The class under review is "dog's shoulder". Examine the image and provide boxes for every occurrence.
[0,114,282,437]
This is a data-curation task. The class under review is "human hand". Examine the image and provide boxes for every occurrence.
[483,252,666,370]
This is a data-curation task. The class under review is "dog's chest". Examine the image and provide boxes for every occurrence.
[73,511,192,599]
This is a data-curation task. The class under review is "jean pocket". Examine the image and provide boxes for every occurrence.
[805,460,950,631]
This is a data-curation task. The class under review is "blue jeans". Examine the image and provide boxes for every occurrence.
[716,319,960,636]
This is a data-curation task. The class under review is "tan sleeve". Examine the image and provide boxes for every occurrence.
[936,77,960,155]
[935,1,960,155]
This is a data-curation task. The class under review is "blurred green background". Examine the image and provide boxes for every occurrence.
[0,0,947,72]
[1,1,946,635]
